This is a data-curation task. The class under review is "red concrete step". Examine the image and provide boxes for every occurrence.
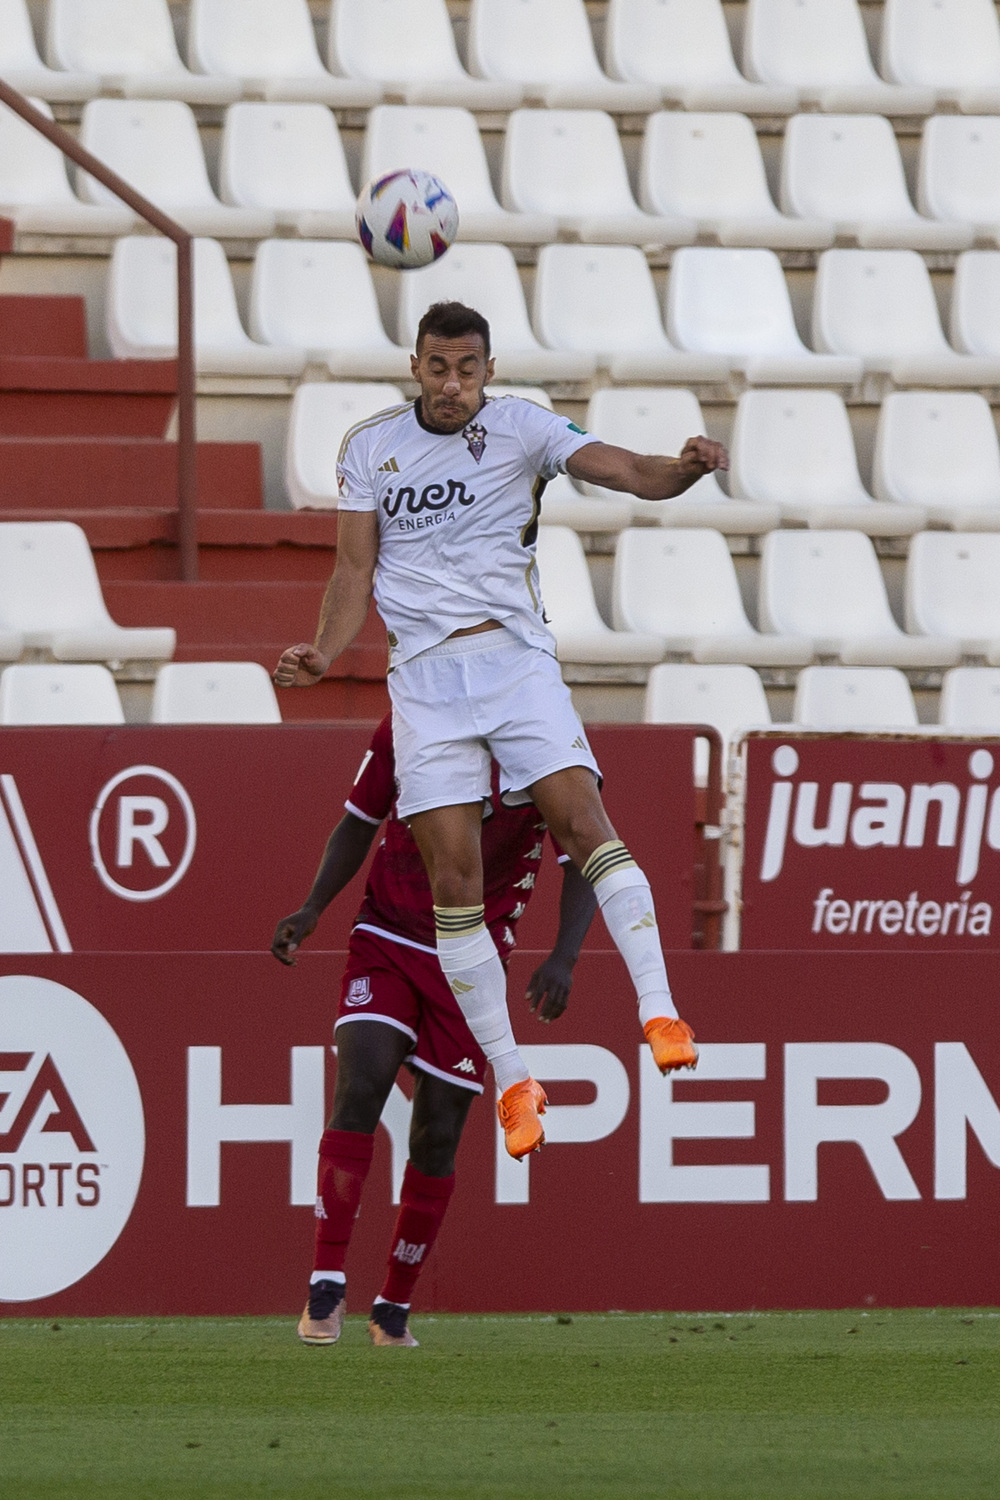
[0,295,88,358]
[0,439,263,510]
[102,580,386,683]
[0,357,176,436]
[1,509,338,581]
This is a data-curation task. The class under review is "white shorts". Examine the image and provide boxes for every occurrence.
[389,628,601,819]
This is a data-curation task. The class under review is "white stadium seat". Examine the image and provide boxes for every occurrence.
[250,240,409,379]
[641,112,832,250]
[108,236,306,377]
[742,0,934,115]
[397,244,595,382]
[328,0,521,110]
[187,0,378,107]
[939,667,1000,728]
[533,245,728,383]
[0,0,99,102]
[604,0,797,114]
[0,98,135,237]
[792,666,919,728]
[906,532,1000,658]
[487,387,632,533]
[535,526,665,664]
[812,249,1000,386]
[919,118,1000,245]
[729,389,926,535]
[285,382,406,510]
[151,662,282,723]
[881,0,1000,113]
[667,248,862,386]
[613,528,813,666]
[78,100,275,239]
[781,115,972,252]
[950,251,1000,364]
[0,522,175,666]
[760,530,959,667]
[0,664,125,726]
[582,388,778,533]
[46,0,239,105]
[874,392,1000,529]
[363,106,555,245]
[467,0,658,111]
[220,104,356,238]
[502,109,694,248]
[644,663,772,785]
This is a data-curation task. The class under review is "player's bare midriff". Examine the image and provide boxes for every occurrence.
[448,619,504,639]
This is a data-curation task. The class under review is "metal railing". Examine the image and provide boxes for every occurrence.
[0,79,199,581]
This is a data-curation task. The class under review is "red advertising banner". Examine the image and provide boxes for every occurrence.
[0,724,701,958]
[2,950,999,1315]
[740,732,1000,950]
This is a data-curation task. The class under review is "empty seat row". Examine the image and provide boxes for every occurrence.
[643,664,1000,744]
[538,525,1000,672]
[11,0,1000,117]
[284,382,1000,538]
[0,522,174,668]
[105,234,1000,393]
[14,97,1000,254]
[0,661,282,724]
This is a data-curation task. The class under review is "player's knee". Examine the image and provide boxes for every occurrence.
[408,1112,462,1176]
[330,1073,390,1134]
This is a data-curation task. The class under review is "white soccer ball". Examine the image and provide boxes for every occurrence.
[355,169,459,270]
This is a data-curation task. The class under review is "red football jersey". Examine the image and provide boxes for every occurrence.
[345,716,564,956]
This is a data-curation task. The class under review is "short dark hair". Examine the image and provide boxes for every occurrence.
[415,301,491,358]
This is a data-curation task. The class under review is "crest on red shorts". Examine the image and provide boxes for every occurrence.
[346,977,371,1006]
[462,421,487,463]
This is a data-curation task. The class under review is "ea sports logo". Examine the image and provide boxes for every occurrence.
[90,765,196,902]
[0,976,145,1302]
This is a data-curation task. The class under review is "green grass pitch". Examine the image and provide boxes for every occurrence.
[1,1310,998,1498]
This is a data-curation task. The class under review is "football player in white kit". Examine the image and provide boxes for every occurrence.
[275,301,729,1161]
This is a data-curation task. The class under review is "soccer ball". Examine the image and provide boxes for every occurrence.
[355,169,459,270]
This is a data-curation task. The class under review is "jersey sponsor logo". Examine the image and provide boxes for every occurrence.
[462,421,487,463]
[449,978,474,996]
[567,421,587,435]
[452,1057,477,1075]
[378,457,400,473]
[513,872,536,891]
[0,975,145,1302]
[572,735,588,752]
[345,977,371,1007]
[381,478,476,526]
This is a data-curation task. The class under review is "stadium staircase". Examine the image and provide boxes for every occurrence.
[0,272,389,720]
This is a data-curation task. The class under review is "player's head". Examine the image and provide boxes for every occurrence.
[411,301,495,433]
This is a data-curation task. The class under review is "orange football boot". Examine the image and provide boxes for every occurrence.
[644,1016,698,1073]
[368,1320,419,1347]
[497,1077,547,1159]
[297,1297,345,1346]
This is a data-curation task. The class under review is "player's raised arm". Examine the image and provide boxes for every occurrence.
[565,435,729,502]
[273,509,379,688]
[271,811,381,965]
[525,861,598,1023]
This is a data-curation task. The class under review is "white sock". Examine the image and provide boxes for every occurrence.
[582,842,677,1027]
[310,1269,345,1285]
[435,907,530,1095]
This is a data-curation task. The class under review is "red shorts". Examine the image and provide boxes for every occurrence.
[335,925,488,1093]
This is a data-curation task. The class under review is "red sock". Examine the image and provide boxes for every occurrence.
[379,1162,455,1306]
[313,1128,375,1275]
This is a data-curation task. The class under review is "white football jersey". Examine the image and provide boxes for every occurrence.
[336,394,598,666]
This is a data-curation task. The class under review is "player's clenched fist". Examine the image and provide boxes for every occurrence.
[273,643,330,688]
[677,435,729,479]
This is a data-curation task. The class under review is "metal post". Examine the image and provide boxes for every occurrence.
[0,79,199,580]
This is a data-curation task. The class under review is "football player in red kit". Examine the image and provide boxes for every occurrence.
[272,715,596,1348]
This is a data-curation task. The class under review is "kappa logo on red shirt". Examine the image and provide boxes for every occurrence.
[345,977,372,1007]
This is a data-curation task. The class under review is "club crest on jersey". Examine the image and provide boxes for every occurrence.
[346,977,371,1007]
[463,421,487,463]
